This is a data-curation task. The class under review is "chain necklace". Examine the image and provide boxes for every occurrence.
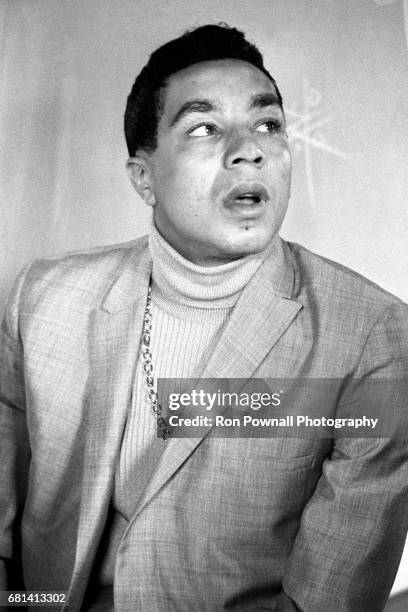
[141,285,171,440]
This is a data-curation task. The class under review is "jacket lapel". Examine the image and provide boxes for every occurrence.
[67,245,151,609]
[131,238,303,520]
[197,238,302,379]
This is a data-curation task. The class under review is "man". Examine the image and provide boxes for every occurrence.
[0,23,407,612]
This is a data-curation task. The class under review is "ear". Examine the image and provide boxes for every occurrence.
[126,156,156,207]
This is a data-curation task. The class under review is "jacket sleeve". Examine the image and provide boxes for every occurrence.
[282,303,408,612]
[0,266,32,589]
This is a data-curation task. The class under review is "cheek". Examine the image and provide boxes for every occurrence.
[280,145,292,178]
[156,157,204,197]
[176,161,214,207]
[268,146,292,190]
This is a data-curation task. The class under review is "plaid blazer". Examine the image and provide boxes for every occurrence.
[1,235,407,611]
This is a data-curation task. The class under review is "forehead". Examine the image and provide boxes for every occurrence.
[161,59,279,118]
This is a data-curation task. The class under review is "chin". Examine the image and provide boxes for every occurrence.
[220,229,275,258]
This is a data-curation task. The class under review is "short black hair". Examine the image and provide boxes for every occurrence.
[124,23,283,156]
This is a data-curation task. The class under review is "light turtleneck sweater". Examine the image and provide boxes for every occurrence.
[89,223,270,601]
[149,221,270,310]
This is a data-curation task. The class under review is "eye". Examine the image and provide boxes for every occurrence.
[255,119,282,133]
[188,123,219,137]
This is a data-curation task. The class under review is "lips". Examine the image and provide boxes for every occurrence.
[223,182,270,207]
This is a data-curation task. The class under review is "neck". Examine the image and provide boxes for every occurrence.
[148,222,271,309]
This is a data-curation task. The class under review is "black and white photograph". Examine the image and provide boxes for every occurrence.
[1,1,408,610]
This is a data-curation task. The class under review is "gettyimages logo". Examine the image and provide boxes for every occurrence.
[155,377,408,439]
[167,388,282,411]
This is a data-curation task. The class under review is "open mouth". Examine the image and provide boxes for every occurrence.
[233,193,262,205]
[223,182,269,207]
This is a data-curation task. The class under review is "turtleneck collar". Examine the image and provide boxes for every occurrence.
[148,221,272,309]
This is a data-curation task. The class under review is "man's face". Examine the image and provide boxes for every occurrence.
[134,59,292,266]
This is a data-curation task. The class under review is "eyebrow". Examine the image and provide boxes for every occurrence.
[169,99,220,127]
[249,92,282,111]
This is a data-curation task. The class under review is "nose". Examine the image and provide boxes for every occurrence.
[224,130,265,169]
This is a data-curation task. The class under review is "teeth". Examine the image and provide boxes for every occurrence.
[236,194,260,203]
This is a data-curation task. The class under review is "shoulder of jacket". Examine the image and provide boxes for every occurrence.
[18,235,149,308]
[286,240,406,310]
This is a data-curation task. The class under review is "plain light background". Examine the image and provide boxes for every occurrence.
[1,0,407,596]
